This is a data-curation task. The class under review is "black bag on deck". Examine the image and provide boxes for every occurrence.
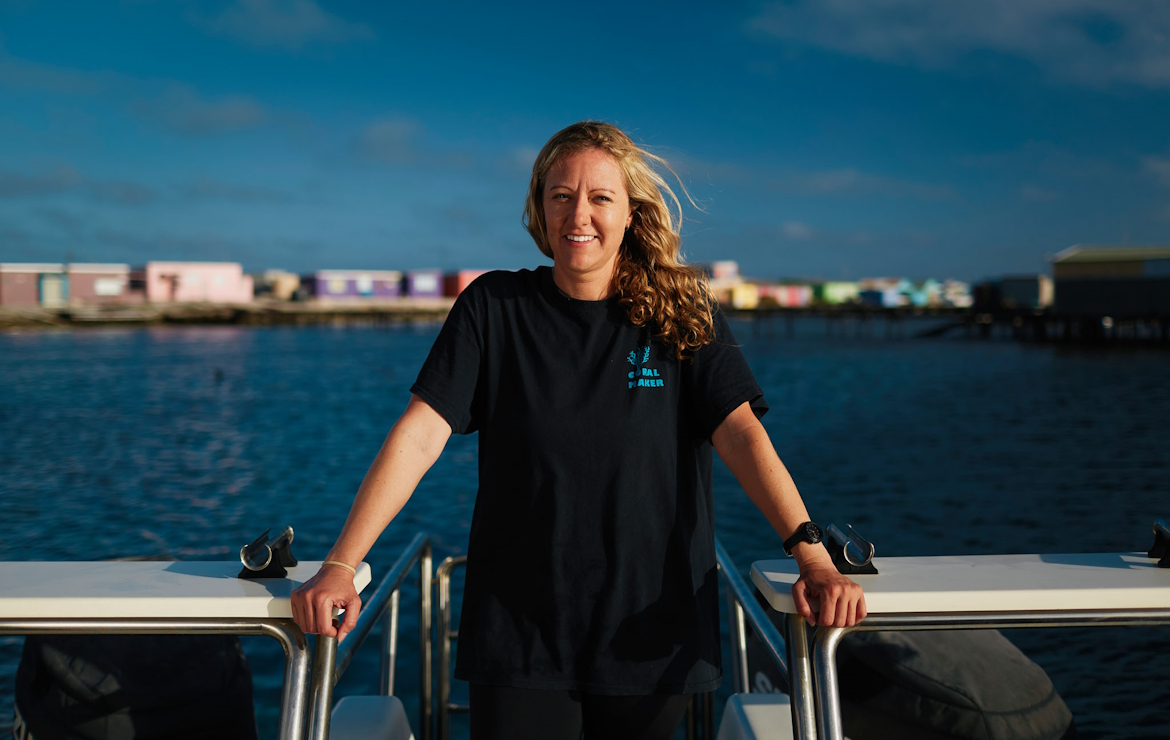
[835,629,1076,740]
[14,635,257,740]
[742,591,1076,740]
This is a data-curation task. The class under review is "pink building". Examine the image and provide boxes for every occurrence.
[68,264,130,305]
[0,264,58,307]
[758,284,813,308]
[140,262,253,303]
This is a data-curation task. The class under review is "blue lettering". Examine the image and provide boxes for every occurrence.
[656,379,664,387]
[628,381,634,389]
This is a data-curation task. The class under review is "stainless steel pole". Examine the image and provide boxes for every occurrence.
[812,626,852,740]
[380,588,400,696]
[785,615,817,740]
[308,634,338,740]
[420,546,433,740]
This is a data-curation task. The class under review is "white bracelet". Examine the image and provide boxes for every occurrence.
[322,560,357,576]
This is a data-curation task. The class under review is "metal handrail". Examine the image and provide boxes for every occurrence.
[330,532,433,740]
[436,555,468,740]
[426,540,788,740]
[714,535,789,691]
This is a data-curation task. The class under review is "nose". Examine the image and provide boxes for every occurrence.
[570,194,591,226]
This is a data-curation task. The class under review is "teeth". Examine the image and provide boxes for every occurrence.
[567,235,593,242]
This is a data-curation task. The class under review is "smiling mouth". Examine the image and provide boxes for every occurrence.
[565,235,595,243]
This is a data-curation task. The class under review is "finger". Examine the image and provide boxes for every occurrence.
[836,593,851,628]
[846,595,858,627]
[291,597,303,632]
[857,593,868,622]
[818,588,839,627]
[338,596,361,642]
[791,581,815,624]
[314,598,338,637]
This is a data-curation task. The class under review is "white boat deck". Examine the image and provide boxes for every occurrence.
[0,560,371,619]
[752,551,1170,615]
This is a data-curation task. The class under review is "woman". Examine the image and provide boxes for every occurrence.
[292,121,865,739]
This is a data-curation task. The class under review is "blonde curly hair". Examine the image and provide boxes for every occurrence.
[523,121,715,360]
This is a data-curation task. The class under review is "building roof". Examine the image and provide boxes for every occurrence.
[311,269,404,279]
[0,263,64,272]
[1054,245,1170,263]
[69,263,130,273]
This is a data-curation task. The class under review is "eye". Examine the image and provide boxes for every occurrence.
[594,195,612,203]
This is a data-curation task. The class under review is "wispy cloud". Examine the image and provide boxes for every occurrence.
[782,221,815,240]
[751,0,1170,88]
[769,168,957,201]
[0,167,83,197]
[194,0,375,50]
[180,177,292,203]
[1144,155,1170,188]
[0,167,155,204]
[1020,185,1058,202]
[358,117,420,165]
[0,47,112,95]
[356,116,475,169]
[131,85,267,136]
[672,153,954,201]
[89,180,156,205]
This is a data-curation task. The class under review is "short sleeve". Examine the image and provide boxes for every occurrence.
[410,288,484,434]
[684,309,768,439]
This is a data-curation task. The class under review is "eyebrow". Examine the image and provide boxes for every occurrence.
[546,184,619,194]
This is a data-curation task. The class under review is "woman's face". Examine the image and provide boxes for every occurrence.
[543,148,634,293]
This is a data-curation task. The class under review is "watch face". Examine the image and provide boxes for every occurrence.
[805,522,822,541]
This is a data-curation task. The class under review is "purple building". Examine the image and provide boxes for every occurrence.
[301,270,402,301]
[404,269,443,298]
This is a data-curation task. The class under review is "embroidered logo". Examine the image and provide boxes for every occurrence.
[628,345,664,389]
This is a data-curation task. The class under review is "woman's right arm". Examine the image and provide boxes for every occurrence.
[291,394,452,641]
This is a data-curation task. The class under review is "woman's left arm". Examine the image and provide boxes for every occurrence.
[712,401,867,627]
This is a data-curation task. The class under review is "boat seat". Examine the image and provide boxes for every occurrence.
[717,693,796,740]
[329,695,415,740]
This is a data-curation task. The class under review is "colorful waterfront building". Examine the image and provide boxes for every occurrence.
[0,263,131,307]
[300,270,402,301]
[756,283,813,308]
[404,269,444,299]
[443,270,487,297]
[134,262,253,303]
[255,270,301,301]
[814,281,860,305]
[941,280,974,308]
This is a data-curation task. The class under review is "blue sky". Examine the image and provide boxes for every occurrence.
[1,0,1169,282]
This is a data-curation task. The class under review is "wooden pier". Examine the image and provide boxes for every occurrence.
[725,305,1170,346]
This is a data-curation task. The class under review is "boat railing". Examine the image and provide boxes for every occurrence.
[315,532,788,740]
[435,555,468,740]
[716,536,790,695]
[323,532,433,740]
[427,536,789,740]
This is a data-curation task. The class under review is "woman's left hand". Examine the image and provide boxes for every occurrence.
[791,558,867,627]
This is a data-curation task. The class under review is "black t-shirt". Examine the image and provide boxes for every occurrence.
[411,267,766,695]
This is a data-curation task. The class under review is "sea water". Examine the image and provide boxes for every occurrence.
[1,319,1167,739]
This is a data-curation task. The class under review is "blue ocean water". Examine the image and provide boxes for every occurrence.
[0,319,1167,739]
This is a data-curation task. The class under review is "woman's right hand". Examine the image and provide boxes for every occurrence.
[291,563,362,642]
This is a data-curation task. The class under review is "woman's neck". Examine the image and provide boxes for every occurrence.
[551,265,615,301]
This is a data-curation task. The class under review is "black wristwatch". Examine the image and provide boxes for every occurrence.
[783,521,823,556]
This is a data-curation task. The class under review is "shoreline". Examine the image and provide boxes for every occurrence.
[0,298,456,330]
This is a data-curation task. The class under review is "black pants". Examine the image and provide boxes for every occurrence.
[469,683,692,740]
